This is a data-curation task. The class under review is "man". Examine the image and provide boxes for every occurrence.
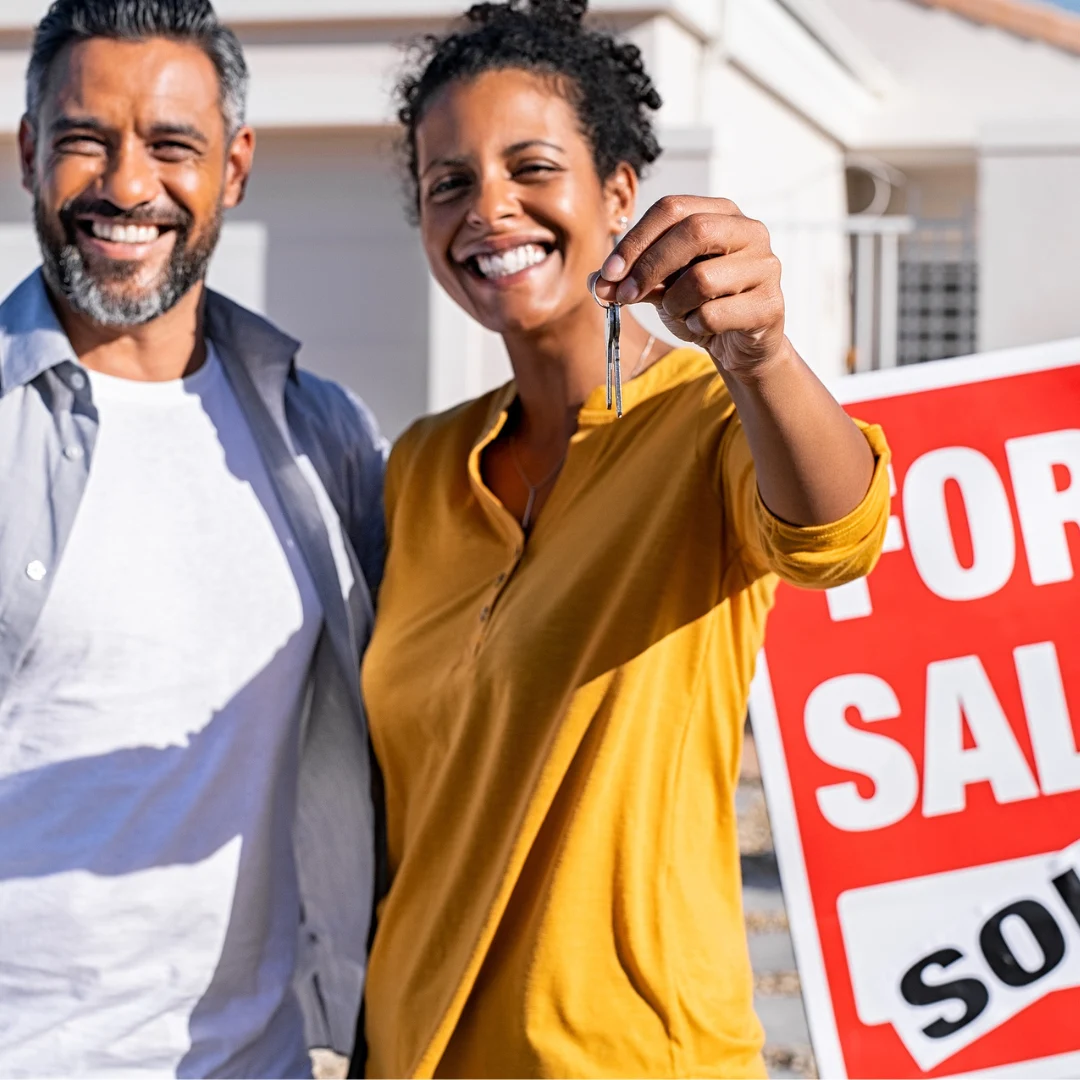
[0,1,385,1075]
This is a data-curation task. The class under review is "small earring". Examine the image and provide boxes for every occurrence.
[618,215,629,228]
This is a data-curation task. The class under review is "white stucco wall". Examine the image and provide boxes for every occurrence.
[709,65,851,379]
[232,129,430,437]
[978,124,1080,352]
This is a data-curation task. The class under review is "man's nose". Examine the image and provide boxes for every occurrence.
[99,136,158,210]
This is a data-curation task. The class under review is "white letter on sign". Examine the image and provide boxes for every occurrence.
[805,674,918,831]
[1015,641,1080,796]
[904,448,1015,601]
[1005,430,1080,586]
[923,656,1039,817]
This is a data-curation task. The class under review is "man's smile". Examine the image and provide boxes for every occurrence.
[73,214,179,262]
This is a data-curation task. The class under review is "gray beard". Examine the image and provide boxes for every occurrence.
[34,196,222,329]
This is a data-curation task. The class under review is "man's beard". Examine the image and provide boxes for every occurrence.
[33,192,222,328]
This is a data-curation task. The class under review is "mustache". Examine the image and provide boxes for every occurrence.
[58,197,194,232]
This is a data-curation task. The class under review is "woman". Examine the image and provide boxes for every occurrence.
[360,1,890,1076]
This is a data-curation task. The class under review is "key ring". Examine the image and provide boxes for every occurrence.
[590,275,613,310]
[590,276,623,415]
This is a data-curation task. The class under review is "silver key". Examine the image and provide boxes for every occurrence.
[591,278,624,418]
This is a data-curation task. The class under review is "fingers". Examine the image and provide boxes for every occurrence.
[683,289,784,340]
[607,212,767,305]
[600,195,743,284]
[659,252,778,321]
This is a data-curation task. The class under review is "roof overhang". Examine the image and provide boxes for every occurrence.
[913,0,1080,57]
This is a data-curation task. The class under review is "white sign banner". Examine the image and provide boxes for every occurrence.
[839,841,1080,1070]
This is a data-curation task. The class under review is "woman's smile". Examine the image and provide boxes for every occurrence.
[453,233,561,292]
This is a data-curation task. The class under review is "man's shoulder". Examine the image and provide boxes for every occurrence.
[204,289,385,460]
[205,288,301,358]
[290,366,388,462]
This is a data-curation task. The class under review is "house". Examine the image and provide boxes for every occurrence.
[1,0,1079,435]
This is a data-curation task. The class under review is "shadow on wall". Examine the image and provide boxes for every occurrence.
[0,130,431,440]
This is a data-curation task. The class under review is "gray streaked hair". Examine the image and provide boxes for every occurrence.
[26,0,249,135]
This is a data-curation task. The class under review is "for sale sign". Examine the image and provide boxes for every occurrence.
[749,340,1080,1078]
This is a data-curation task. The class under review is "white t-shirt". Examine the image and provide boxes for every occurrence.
[0,346,323,1078]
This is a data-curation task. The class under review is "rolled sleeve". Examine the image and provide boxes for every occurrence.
[752,422,891,588]
[703,376,892,589]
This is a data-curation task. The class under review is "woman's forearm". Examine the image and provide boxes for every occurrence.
[720,337,875,526]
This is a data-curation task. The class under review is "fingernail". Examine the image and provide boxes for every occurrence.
[616,278,640,303]
[601,253,626,280]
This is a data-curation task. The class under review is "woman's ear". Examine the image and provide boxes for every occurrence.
[603,162,638,237]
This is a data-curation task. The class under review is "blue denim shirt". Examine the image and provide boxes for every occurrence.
[0,270,387,1057]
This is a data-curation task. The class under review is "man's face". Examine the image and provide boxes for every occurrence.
[20,36,254,327]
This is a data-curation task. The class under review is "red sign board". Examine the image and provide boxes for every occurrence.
[749,341,1080,1078]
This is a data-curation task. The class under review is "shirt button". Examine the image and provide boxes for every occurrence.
[479,606,490,623]
[495,572,507,585]
[26,560,47,582]
[63,445,84,461]
[68,371,87,391]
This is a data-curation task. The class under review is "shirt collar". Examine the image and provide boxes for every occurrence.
[0,269,79,394]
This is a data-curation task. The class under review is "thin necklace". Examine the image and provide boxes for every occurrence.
[508,334,655,531]
[509,437,567,531]
[631,334,656,380]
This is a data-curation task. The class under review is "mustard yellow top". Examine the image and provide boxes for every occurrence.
[362,347,891,1079]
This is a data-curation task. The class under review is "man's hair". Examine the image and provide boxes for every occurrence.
[27,0,249,134]
[395,0,662,222]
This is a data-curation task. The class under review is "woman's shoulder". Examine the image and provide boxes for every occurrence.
[631,346,735,429]
[389,382,515,473]
[633,345,728,409]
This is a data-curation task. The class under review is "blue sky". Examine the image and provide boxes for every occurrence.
[1046,0,1080,11]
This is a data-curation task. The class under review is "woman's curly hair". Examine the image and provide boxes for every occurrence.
[395,0,663,220]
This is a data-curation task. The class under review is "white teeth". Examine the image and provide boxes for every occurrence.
[90,221,161,245]
[474,243,549,279]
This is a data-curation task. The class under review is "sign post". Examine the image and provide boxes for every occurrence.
[749,340,1080,1078]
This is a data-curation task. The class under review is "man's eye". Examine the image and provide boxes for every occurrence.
[153,142,197,160]
[57,136,106,154]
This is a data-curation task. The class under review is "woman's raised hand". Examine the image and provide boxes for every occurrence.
[592,196,788,379]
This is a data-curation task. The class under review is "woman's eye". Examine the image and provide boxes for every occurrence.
[429,175,469,199]
[515,162,558,178]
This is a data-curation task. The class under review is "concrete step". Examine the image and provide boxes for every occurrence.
[763,1043,819,1080]
[750,931,797,974]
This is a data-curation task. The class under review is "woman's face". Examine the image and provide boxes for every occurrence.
[414,68,634,336]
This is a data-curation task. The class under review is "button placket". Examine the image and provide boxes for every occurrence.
[475,541,526,649]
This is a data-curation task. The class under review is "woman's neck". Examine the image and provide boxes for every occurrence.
[502,299,658,443]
